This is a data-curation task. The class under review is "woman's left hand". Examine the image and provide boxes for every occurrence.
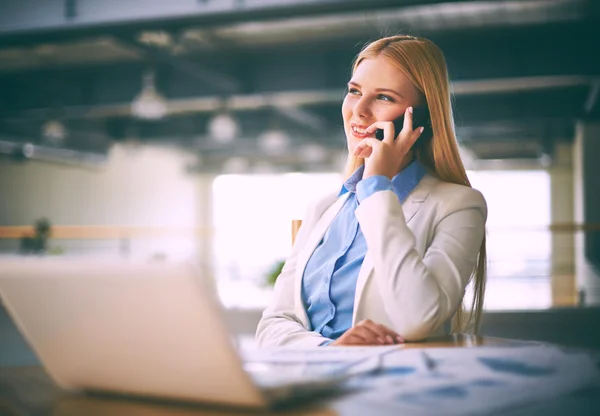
[353,106,424,179]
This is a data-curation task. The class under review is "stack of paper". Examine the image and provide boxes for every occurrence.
[330,345,599,415]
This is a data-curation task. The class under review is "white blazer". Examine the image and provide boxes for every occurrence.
[256,173,487,347]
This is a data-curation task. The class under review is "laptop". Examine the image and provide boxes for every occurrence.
[0,258,397,409]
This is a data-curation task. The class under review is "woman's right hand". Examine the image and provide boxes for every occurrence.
[329,319,404,346]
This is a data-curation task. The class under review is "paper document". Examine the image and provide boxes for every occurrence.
[331,345,599,416]
[243,345,402,363]
[244,346,401,386]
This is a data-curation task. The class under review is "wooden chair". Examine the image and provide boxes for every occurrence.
[291,219,302,245]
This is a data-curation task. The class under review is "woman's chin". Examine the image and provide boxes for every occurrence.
[347,139,360,154]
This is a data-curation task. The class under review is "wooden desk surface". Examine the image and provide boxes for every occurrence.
[0,335,523,416]
[403,334,523,349]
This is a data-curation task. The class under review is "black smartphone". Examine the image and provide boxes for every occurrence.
[375,107,432,143]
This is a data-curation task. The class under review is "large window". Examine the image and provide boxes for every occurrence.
[212,170,552,310]
[467,170,551,310]
[212,172,342,308]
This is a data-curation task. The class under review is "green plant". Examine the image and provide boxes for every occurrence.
[265,259,285,286]
[19,218,52,255]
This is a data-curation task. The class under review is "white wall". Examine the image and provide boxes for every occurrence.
[0,143,201,259]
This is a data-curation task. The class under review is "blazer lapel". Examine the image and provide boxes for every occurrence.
[352,174,438,324]
[353,251,373,323]
[401,173,436,223]
[293,193,350,326]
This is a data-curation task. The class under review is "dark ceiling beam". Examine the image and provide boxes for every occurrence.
[454,85,590,124]
[1,3,595,52]
[1,20,595,81]
[109,34,240,93]
[0,139,108,165]
[0,90,343,122]
[106,36,330,133]
[2,75,593,122]
[452,76,594,96]
[0,0,485,46]
[1,21,596,112]
[456,118,576,142]
[274,106,328,132]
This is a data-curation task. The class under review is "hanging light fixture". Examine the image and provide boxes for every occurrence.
[258,128,290,155]
[298,143,328,163]
[222,157,250,174]
[131,69,168,120]
[41,119,68,146]
[208,111,239,144]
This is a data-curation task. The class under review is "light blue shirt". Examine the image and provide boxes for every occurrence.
[301,161,428,343]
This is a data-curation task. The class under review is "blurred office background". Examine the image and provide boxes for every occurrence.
[1,0,600,362]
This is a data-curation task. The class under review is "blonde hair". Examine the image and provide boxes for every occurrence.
[345,35,487,334]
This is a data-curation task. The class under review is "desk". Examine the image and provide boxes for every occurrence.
[403,334,520,349]
[0,336,595,416]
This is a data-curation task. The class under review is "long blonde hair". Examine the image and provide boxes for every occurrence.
[345,35,487,334]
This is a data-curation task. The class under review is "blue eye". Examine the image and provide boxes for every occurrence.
[347,88,361,95]
[378,94,394,102]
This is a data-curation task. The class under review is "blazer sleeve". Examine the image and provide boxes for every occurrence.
[354,185,486,341]
[255,194,337,348]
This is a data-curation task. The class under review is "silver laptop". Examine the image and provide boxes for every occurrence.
[0,258,394,409]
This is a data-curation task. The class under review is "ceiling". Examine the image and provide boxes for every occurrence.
[0,0,598,171]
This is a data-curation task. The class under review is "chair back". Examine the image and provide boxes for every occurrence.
[291,220,302,245]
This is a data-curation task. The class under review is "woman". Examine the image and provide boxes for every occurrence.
[256,35,487,347]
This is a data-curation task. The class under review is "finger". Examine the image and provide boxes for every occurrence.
[352,144,367,157]
[374,325,402,345]
[365,121,395,144]
[361,321,393,343]
[400,106,414,139]
[371,322,404,345]
[353,138,381,158]
[352,142,366,157]
[398,126,424,154]
[351,326,383,345]
[353,143,370,158]
[357,322,397,345]
[350,327,378,344]
[334,333,368,346]
[359,138,383,151]
[344,335,370,346]
[360,325,389,345]
[358,145,373,158]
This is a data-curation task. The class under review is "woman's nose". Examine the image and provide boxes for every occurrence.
[353,97,372,119]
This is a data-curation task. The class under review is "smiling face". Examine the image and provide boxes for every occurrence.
[342,55,421,153]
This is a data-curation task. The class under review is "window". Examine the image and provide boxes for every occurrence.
[212,169,552,310]
[212,172,342,308]
[467,170,551,310]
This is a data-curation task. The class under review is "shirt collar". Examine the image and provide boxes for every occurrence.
[338,160,428,202]
[339,164,365,195]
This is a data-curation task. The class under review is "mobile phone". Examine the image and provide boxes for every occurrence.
[375,107,432,143]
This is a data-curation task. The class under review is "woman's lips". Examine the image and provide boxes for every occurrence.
[350,124,374,139]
